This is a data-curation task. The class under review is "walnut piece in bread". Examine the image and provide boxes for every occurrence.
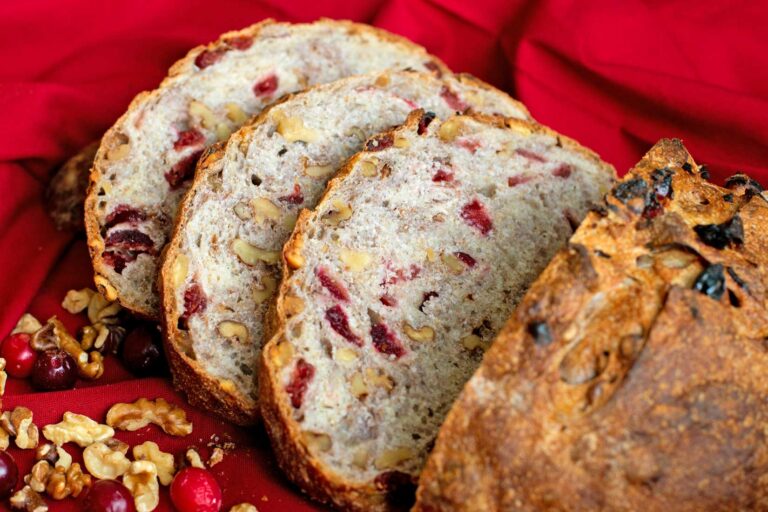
[414,139,768,512]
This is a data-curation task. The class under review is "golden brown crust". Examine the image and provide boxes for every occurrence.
[259,111,616,511]
[85,18,450,319]
[46,141,99,231]
[414,139,768,512]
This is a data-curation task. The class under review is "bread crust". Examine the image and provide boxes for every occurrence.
[414,139,768,511]
[47,141,99,232]
[259,111,615,511]
[85,18,449,319]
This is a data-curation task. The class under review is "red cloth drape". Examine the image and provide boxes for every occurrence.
[0,0,765,510]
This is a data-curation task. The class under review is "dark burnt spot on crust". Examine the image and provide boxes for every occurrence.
[693,263,725,300]
[726,267,748,290]
[681,162,693,173]
[594,249,611,258]
[722,193,734,203]
[613,178,648,204]
[528,321,552,346]
[725,173,764,198]
[699,164,710,180]
[693,215,744,249]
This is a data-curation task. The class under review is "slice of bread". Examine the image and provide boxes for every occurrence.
[159,70,531,425]
[414,140,768,512]
[259,111,616,510]
[47,142,98,231]
[85,19,449,319]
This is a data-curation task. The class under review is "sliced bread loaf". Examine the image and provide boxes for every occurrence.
[85,19,449,319]
[159,70,531,425]
[414,139,768,512]
[259,111,616,510]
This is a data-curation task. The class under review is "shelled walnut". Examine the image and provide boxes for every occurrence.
[83,441,131,480]
[1,407,39,449]
[42,412,114,447]
[133,441,175,485]
[123,461,160,512]
[107,398,192,436]
[9,485,48,511]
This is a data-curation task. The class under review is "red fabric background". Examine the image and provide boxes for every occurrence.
[0,0,766,510]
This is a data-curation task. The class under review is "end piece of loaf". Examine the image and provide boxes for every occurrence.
[414,139,768,512]
[260,111,615,510]
[47,142,98,231]
[160,70,530,425]
[85,19,449,318]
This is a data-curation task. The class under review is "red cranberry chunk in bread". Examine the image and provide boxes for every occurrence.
[414,139,768,512]
[86,19,451,319]
[259,111,615,510]
[160,70,530,425]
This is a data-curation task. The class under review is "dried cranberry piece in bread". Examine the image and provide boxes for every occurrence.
[259,111,615,510]
[414,139,768,512]
[86,19,451,319]
[160,70,530,425]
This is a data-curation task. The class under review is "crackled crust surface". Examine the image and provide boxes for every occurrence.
[259,111,615,510]
[160,71,530,425]
[85,18,449,318]
[414,139,768,512]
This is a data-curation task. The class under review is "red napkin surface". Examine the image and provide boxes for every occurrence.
[0,1,765,510]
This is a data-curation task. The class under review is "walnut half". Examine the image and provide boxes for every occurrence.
[106,398,192,437]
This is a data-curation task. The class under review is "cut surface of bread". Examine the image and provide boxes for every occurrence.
[414,139,768,512]
[85,18,449,319]
[47,142,98,231]
[160,70,531,425]
[259,111,615,510]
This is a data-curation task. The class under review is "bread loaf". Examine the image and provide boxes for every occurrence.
[259,111,615,510]
[414,139,768,512]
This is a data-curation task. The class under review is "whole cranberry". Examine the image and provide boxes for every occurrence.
[31,349,77,391]
[82,479,136,512]
[120,324,165,376]
[1,333,38,378]
[170,467,222,512]
[0,451,18,499]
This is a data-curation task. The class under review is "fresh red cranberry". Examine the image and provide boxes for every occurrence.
[365,134,394,152]
[507,175,531,187]
[105,205,146,229]
[371,323,405,359]
[0,451,18,499]
[278,183,304,205]
[253,74,278,97]
[195,48,227,69]
[432,170,454,183]
[170,467,222,512]
[454,252,477,267]
[173,128,205,151]
[182,283,207,320]
[325,305,361,346]
[460,200,493,236]
[165,150,204,189]
[31,349,76,391]
[1,333,38,378]
[553,163,573,179]
[440,86,469,112]
[285,358,315,409]
[317,268,349,301]
[120,324,165,376]
[82,479,136,512]
[515,148,547,163]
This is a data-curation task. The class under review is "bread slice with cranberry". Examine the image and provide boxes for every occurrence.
[414,139,768,512]
[85,19,450,319]
[259,111,615,510]
[159,70,531,425]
